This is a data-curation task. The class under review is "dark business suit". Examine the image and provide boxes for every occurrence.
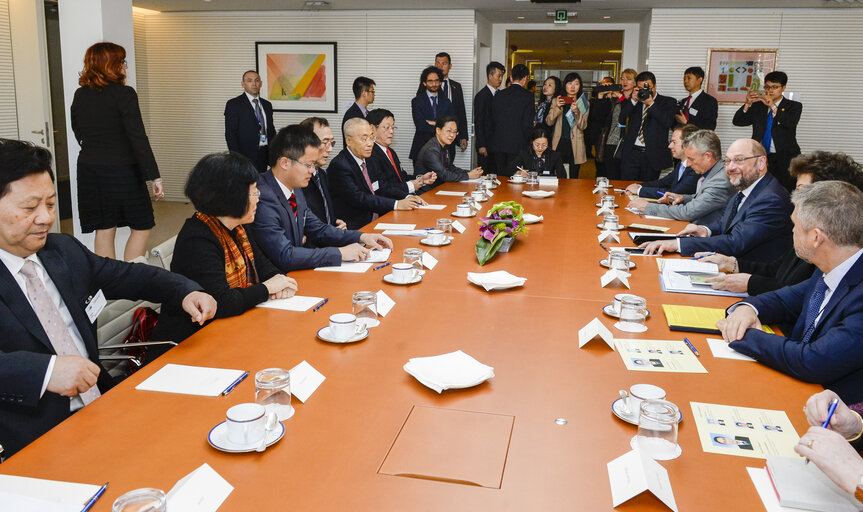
[441,78,468,163]
[302,168,337,227]
[732,99,802,191]
[415,136,469,185]
[328,149,397,229]
[491,83,535,176]
[224,93,276,171]
[638,162,699,198]
[370,144,412,199]
[677,91,718,130]
[341,102,366,149]
[507,149,567,178]
[409,93,454,164]
[247,171,362,271]
[0,234,200,457]
[618,94,677,181]
[740,247,816,297]
[728,253,863,403]
[473,85,496,173]
[679,172,793,263]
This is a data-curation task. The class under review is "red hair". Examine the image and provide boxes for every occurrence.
[78,42,126,90]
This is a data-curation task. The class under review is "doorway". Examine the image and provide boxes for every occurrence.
[44,0,72,230]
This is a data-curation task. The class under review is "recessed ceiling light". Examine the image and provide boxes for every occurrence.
[517,16,525,19]
[603,15,611,19]
[304,0,330,6]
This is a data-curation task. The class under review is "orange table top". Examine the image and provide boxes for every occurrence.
[1,179,819,511]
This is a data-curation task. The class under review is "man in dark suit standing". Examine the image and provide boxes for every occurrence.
[625,124,700,199]
[491,64,535,177]
[0,139,217,457]
[409,67,454,171]
[434,53,468,164]
[640,138,793,263]
[733,71,802,191]
[474,61,504,174]
[224,70,276,171]
[366,109,436,198]
[717,181,863,403]
[675,66,718,130]
[298,117,346,231]
[341,76,375,148]
[619,71,678,182]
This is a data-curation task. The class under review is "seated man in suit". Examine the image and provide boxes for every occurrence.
[248,125,393,271]
[224,70,276,171]
[628,129,734,225]
[0,139,217,457]
[674,66,718,130]
[490,64,535,176]
[366,108,436,199]
[733,71,802,191]
[640,138,793,263]
[298,117,346,231]
[329,118,424,229]
[717,181,863,404]
[618,71,678,182]
[625,124,700,199]
[341,76,375,148]
[409,66,454,170]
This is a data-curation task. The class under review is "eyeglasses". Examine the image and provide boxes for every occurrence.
[723,155,761,166]
[426,79,441,84]
[289,158,316,171]
[763,85,781,91]
[357,135,376,143]
[532,143,549,150]
[321,139,335,148]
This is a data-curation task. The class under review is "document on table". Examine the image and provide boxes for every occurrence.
[0,475,100,511]
[661,304,775,335]
[374,223,416,230]
[256,295,325,312]
[614,339,707,373]
[435,190,467,196]
[628,223,670,233]
[660,268,748,298]
[460,178,483,184]
[661,259,719,274]
[418,204,447,210]
[313,261,374,273]
[135,364,246,396]
[167,463,233,512]
[690,402,799,459]
[366,248,391,263]
[747,467,800,512]
[0,492,80,512]
[380,229,429,237]
[706,338,757,361]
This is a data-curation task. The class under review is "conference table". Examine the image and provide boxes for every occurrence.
[1,179,820,511]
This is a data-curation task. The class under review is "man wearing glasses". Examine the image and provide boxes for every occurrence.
[639,138,793,263]
[299,117,347,232]
[733,71,802,191]
[367,108,437,198]
[409,67,454,171]
[342,77,376,149]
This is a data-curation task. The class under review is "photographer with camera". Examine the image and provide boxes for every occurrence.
[675,66,718,130]
[618,71,678,181]
[592,68,636,179]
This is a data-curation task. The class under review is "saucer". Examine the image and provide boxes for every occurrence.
[597,223,625,230]
[595,203,619,208]
[208,420,285,453]
[611,398,681,425]
[383,273,423,285]
[509,179,526,184]
[316,326,370,343]
[599,258,637,269]
[614,321,648,333]
[603,304,651,319]
[420,236,453,246]
[451,211,476,218]
[358,318,380,328]
[630,435,682,460]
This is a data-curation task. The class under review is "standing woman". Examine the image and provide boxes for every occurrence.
[71,42,162,261]
[534,76,562,137]
[595,68,637,180]
[546,72,588,179]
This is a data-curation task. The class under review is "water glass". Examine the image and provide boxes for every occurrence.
[637,399,680,460]
[601,194,616,208]
[619,295,648,330]
[602,214,620,230]
[436,218,453,236]
[608,250,630,271]
[352,291,378,324]
[527,171,539,184]
[596,176,610,188]
[403,248,423,271]
[113,488,167,512]
[255,368,293,421]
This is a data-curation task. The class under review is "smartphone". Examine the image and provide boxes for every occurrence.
[754,90,766,97]
[562,96,575,104]
[623,247,646,255]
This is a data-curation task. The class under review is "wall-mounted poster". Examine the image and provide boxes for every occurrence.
[255,42,337,113]
[705,49,778,104]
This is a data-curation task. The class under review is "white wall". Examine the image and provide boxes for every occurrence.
[0,0,16,139]
[132,9,476,200]
[649,8,863,160]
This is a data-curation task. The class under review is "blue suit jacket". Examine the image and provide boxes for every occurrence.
[328,149,397,230]
[638,163,699,198]
[729,253,863,403]
[409,93,454,161]
[679,172,792,262]
[247,171,361,271]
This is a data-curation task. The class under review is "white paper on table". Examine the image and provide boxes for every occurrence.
[645,215,670,220]
[467,271,527,291]
[135,364,246,396]
[422,251,438,269]
[0,491,79,512]
[662,259,719,274]
[601,269,630,288]
[435,190,467,196]
[0,475,99,510]
[418,204,447,210]
[256,295,325,312]
[376,289,395,317]
[707,338,757,361]
[366,248,392,263]
[596,206,614,216]
[313,262,374,273]
[747,467,799,512]
[380,229,429,237]
[451,220,466,233]
[374,223,416,230]
[486,189,495,197]
[625,206,644,216]
[598,230,620,243]
[289,360,326,403]
[607,450,678,511]
[578,318,615,350]
[460,178,483,184]
[538,177,559,187]
[523,213,543,224]
[167,463,233,512]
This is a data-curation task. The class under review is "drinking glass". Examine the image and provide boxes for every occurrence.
[637,399,680,460]
[527,171,539,184]
[619,296,648,331]
[255,368,293,421]
[436,218,453,237]
[602,214,620,230]
[352,291,378,325]
[597,176,610,188]
[113,489,167,512]
[608,250,631,271]
[601,194,616,208]
[403,248,423,271]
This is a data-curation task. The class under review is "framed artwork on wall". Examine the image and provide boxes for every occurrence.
[705,48,778,104]
[255,41,337,112]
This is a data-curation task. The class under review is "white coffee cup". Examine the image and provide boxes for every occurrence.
[456,203,472,216]
[427,229,446,244]
[329,313,358,341]
[612,293,641,314]
[226,403,268,445]
[511,175,525,183]
[391,263,419,284]
[621,384,666,414]
[471,190,485,201]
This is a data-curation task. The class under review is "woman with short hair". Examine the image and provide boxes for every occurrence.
[508,127,566,178]
[415,115,483,186]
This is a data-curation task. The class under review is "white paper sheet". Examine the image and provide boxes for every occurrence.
[374,223,416,230]
[313,262,374,273]
[601,269,630,288]
[607,450,678,511]
[376,289,395,317]
[135,364,246,396]
[538,177,559,187]
[460,178,483,184]
[422,251,438,269]
[707,338,757,361]
[660,268,747,297]
[0,475,99,509]
[366,248,392,263]
[418,204,446,210]
[256,295,325,312]
[747,467,799,512]
[578,318,615,350]
[645,215,670,220]
[662,259,719,274]
[451,220,466,233]
[0,491,79,512]
[167,463,233,512]
[289,360,326,403]
[380,229,429,237]
[435,190,467,196]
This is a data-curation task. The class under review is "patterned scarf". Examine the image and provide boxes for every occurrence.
[195,212,259,289]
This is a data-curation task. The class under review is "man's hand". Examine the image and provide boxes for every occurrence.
[716,304,761,342]
[639,239,679,256]
[335,218,347,230]
[468,167,483,179]
[339,243,371,262]
[182,291,217,325]
[697,252,737,272]
[412,172,437,189]
[478,147,488,157]
[675,110,687,125]
[625,183,640,195]
[628,196,648,212]
[677,223,708,237]
[804,390,863,439]
[47,356,100,397]
[705,273,750,293]
[395,196,424,210]
[263,274,298,298]
[658,192,684,205]
[459,139,468,152]
[359,233,394,250]
[795,427,863,494]
[744,90,761,109]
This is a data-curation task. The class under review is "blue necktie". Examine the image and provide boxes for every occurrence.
[761,110,774,153]
[801,278,828,343]
[677,163,686,182]
[723,192,745,233]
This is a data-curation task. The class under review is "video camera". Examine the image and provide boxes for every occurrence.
[593,84,623,94]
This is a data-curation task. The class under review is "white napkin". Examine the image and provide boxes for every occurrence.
[403,350,495,393]
[523,213,543,224]
[467,271,527,291]
[522,190,555,199]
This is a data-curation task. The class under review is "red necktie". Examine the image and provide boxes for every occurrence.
[684,95,692,121]
[288,193,297,217]
[386,148,403,182]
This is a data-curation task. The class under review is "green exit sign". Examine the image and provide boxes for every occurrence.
[554,10,568,23]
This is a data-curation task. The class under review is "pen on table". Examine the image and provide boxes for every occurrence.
[313,298,329,312]
[373,262,391,271]
[803,397,840,465]
[599,243,610,252]
[222,371,248,396]
[689,252,715,260]
[614,188,626,194]
[683,337,700,357]
[81,482,108,512]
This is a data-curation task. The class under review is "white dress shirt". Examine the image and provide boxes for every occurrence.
[245,92,268,146]
[486,84,497,96]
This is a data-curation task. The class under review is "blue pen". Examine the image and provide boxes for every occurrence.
[821,398,840,428]
[373,262,391,271]
[81,482,108,512]
[221,371,248,396]
[689,252,715,260]
[313,298,329,311]
[683,337,700,357]
[656,191,665,197]
[599,243,610,252]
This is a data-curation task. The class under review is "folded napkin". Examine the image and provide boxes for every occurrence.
[403,350,495,393]
[522,190,555,199]
[467,271,527,291]
[523,213,543,224]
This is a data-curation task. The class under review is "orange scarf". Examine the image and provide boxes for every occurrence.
[195,212,259,289]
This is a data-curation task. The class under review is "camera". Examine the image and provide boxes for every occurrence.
[593,84,622,94]
[636,85,653,102]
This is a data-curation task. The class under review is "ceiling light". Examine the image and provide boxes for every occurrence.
[603,16,611,19]
[517,16,525,19]
[304,0,330,6]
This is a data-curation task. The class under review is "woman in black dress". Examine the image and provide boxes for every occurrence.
[71,42,162,260]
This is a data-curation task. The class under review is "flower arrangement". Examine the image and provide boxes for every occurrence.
[476,201,528,265]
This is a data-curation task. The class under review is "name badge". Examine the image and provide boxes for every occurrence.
[372,181,380,192]
[85,289,107,324]
[259,133,267,145]
[689,107,699,116]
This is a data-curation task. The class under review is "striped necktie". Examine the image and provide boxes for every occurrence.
[636,104,651,145]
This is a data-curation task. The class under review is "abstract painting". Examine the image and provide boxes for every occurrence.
[705,49,778,104]
[256,42,337,112]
